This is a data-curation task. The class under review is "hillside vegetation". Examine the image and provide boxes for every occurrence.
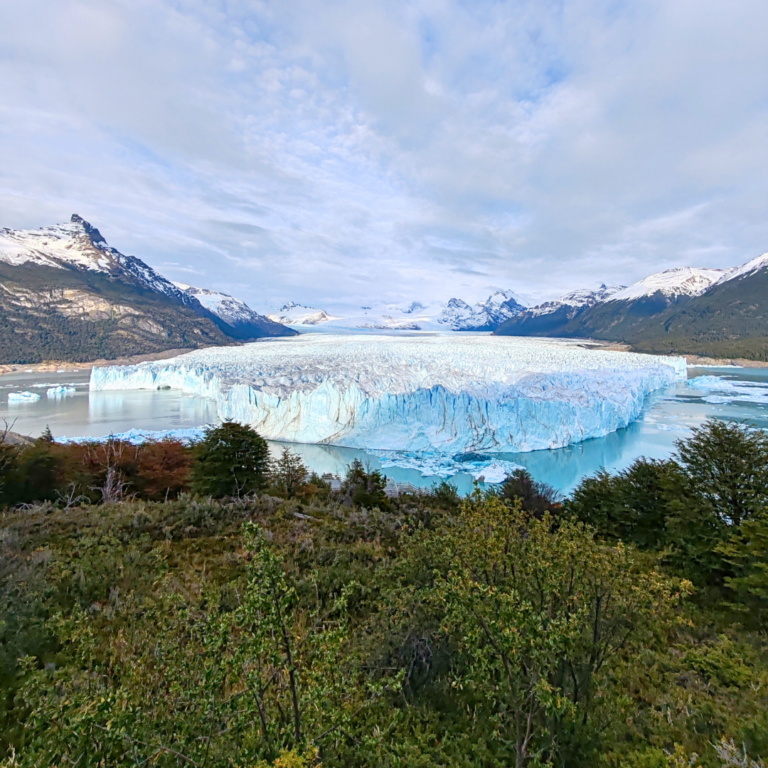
[0,421,766,767]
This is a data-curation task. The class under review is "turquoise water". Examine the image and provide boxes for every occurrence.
[2,366,767,496]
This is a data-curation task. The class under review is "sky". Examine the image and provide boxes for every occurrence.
[1,0,768,312]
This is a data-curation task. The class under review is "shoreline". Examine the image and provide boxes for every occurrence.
[575,339,768,368]
[0,348,196,377]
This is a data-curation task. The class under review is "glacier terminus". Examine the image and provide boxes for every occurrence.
[89,335,686,455]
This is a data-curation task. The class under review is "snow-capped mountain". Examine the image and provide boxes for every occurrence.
[528,284,625,318]
[0,214,199,310]
[495,254,768,360]
[272,291,526,333]
[607,267,724,302]
[437,290,525,331]
[175,284,294,339]
[0,214,293,363]
[267,302,341,326]
[715,252,768,285]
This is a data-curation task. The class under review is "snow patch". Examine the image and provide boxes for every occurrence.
[527,284,625,317]
[715,253,768,285]
[268,302,341,325]
[608,268,723,302]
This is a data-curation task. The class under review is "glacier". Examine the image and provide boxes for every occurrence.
[89,335,686,454]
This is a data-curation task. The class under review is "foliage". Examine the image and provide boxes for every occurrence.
[340,458,390,510]
[494,467,562,515]
[272,448,309,498]
[384,496,687,767]
[0,436,193,507]
[568,457,679,549]
[190,421,272,498]
[0,417,767,766]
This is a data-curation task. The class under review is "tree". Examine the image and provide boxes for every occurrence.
[497,467,561,516]
[718,512,768,629]
[190,421,272,498]
[674,420,768,529]
[272,448,308,498]
[341,459,390,510]
[567,458,679,549]
[666,420,768,586]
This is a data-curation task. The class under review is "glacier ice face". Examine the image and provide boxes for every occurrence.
[90,335,686,454]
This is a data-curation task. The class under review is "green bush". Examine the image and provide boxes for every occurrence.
[190,421,272,498]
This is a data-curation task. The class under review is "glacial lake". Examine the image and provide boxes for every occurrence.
[2,364,768,496]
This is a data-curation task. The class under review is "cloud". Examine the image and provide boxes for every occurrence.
[1,0,768,309]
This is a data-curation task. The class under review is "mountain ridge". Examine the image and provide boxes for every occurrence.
[0,215,293,363]
[495,254,768,360]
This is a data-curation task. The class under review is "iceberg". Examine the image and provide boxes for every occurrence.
[57,426,211,445]
[46,386,77,398]
[688,375,768,405]
[90,335,686,454]
[8,391,41,404]
[369,449,524,482]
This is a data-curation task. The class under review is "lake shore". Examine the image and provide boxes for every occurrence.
[0,348,196,377]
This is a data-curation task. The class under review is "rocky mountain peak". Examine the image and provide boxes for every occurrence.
[69,214,107,246]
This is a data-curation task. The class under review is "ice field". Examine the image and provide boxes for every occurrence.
[89,335,686,454]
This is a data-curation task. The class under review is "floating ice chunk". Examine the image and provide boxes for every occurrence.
[688,375,768,405]
[90,335,686,454]
[470,461,519,484]
[8,391,41,404]
[56,426,212,445]
[46,386,77,398]
[370,449,523,482]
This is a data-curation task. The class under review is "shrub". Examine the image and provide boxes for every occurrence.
[190,421,271,498]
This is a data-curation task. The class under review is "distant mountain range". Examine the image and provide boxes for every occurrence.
[5,214,768,364]
[270,290,526,332]
[267,302,341,326]
[0,215,294,364]
[495,260,768,360]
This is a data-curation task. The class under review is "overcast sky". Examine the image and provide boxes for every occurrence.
[2,0,768,310]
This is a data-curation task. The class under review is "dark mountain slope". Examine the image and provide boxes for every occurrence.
[625,267,768,360]
[495,263,768,360]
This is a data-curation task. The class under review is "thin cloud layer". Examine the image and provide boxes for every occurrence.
[1,0,767,310]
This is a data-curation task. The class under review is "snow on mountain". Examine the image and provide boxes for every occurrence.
[358,315,422,331]
[91,335,685,455]
[0,215,196,307]
[607,267,724,302]
[437,290,525,330]
[267,302,341,325]
[528,284,625,317]
[715,252,768,285]
[175,283,265,326]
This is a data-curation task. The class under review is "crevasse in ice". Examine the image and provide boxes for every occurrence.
[89,335,686,453]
